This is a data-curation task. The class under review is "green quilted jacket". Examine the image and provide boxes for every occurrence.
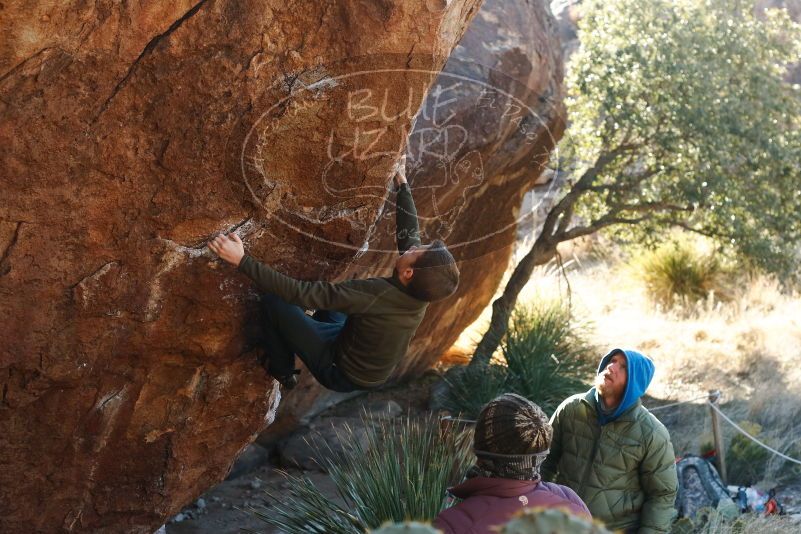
[541,390,678,533]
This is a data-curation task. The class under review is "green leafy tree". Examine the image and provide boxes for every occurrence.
[472,0,801,365]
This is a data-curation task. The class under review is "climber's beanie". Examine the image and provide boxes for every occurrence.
[474,393,552,454]
[469,393,552,481]
[407,239,459,302]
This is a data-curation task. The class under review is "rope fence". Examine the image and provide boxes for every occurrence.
[649,390,801,467]
[647,394,711,412]
[707,402,801,467]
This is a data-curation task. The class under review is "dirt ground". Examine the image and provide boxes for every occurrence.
[165,464,337,534]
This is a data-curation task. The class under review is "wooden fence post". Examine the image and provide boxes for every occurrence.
[708,390,727,484]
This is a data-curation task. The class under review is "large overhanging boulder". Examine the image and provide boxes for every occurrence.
[268,0,566,436]
[0,1,485,532]
[394,0,566,377]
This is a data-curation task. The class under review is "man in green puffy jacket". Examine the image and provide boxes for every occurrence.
[541,349,678,533]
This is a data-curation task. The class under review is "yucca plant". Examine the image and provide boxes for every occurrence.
[251,414,474,533]
[439,301,593,419]
[437,363,507,420]
[637,240,730,309]
[248,473,363,533]
[502,303,594,415]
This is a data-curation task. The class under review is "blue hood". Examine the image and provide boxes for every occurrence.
[594,348,654,425]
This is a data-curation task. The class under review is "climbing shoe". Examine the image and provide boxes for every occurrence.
[275,369,301,390]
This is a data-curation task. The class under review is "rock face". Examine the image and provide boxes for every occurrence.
[393,0,566,377]
[270,0,566,437]
[0,1,485,532]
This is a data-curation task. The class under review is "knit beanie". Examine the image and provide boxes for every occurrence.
[468,393,552,481]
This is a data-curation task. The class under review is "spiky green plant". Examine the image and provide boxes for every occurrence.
[248,473,363,533]
[439,301,593,419]
[502,303,594,414]
[438,363,508,420]
[636,240,730,308]
[252,414,474,533]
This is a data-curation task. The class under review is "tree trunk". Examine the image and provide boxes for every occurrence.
[469,237,557,366]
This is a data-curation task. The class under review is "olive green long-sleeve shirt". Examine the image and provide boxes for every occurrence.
[238,183,427,387]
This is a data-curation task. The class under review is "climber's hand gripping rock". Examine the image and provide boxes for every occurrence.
[208,233,245,267]
[393,154,408,188]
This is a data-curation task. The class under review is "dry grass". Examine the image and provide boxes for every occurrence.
[673,509,800,533]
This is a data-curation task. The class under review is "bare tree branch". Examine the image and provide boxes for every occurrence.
[558,214,652,241]
[672,221,732,240]
[608,201,694,214]
[541,143,642,240]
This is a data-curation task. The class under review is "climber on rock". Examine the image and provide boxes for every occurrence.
[207,156,460,392]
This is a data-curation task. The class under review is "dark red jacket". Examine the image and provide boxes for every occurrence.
[433,477,591,534]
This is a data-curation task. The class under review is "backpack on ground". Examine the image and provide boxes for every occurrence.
[674,455,738,519]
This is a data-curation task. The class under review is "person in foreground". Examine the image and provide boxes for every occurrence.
[542,349,679,533]
[207,159,459,392]
[433,393,591,534]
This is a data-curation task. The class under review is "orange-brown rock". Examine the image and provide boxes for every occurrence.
[0,1,485,532]
[269,0,566,438]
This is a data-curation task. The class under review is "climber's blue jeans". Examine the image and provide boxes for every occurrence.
[259,293,361,392]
